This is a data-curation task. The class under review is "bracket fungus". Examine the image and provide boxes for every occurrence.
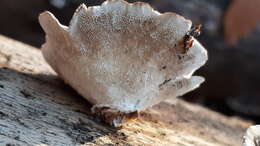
[243,125,260,146]
[39,0,208,127]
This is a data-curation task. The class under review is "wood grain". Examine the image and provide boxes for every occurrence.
[0,35,251,145]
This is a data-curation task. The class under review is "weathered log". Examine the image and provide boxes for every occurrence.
[0,35,251,145]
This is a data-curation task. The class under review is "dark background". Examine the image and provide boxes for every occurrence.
[1,0,260,123]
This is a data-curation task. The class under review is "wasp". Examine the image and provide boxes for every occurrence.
[183,24,202,53]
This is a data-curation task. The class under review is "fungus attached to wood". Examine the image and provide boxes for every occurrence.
[243,125,260,146]
[39,0,208,127]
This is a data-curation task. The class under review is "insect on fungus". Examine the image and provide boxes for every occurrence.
[183,24,202,53]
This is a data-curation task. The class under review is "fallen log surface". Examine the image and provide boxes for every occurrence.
[0,35,251,146]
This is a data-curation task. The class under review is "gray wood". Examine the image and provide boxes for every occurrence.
[0,35,251,146]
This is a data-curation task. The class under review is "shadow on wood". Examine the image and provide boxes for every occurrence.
[0,35,252,145]
[0,67,127,145]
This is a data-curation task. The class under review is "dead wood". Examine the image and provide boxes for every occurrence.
[0,35,251,146]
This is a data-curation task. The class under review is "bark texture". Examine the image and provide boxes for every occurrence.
[0,35,251,146]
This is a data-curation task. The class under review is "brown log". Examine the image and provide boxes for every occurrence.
[0,35,251,146]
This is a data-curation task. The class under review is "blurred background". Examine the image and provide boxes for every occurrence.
[0,0,260,123]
